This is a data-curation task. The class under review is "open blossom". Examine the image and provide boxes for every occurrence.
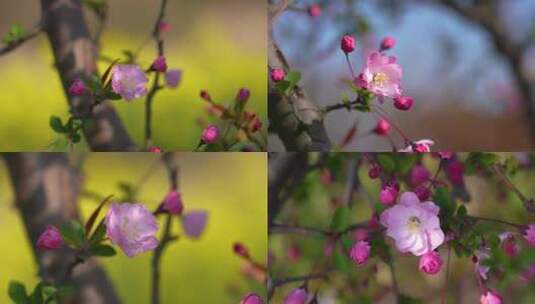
[165,69,182,88]
[480,290,502,304]
[474,248,491,280]
[270,68,286,82]
[341,34,356,53]
[355,52,402,98]
[399,139,434,152]
[240,293,264,304]
[162,190,183,215]
[181,210,208,239]
[284,288,308,304]
[380,192,445,256]
[201,124,220,143]
[523,224,535,247]
[350,240,371,265]
[419,250,443,275]
[36,225,63,250]
[111,64,148,101]
[69,79,86,96]
[105,203,159,258]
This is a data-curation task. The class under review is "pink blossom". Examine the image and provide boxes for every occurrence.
[499,232,519,256]
[148,146,162,153]
[399,139,434,152]
[523,224,535,247]
[419,250,443,275]
[307,4,321,18]
[165,69,182,88]
[162,190,183,215]
[374,118,391,135]
[355,52,402,98]
[350,240,371,265]
[111,64,148,101]
[181,210,208,239]
[270,68,286,82]
[341,34,356,53]
[151,55,167,72]
[380,185,398,206]
[240,293,264,304]
[69,79,86,96]
[36,225,63,251]
[474,248,491,280]
[237,88,251,103]
[410,165,430,187]
[380,192,445,256]
[201,124,220,143]
[393,95,413,111]
[105,203,159,258]
[480,290,502,304]
[380,37,396,50]
[284,288,308,304]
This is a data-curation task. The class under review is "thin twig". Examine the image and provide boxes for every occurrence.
[492,164,535,214]
[0,27,41,56]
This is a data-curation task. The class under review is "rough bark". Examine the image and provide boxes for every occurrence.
[4,153,120,304]
[41,0,136,151]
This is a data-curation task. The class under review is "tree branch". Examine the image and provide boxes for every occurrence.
[0,26,42,56]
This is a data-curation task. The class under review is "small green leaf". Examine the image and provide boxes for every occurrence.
[90,244,116,257]
[49,116,65,133]
[330,206,350,232]
[274,80,291,93]
[59,220,86,248]
[332,249,351,273]
[89,221,107,244]
[377,154,395,173]
[285,70,301,85]
[3,24,26,44]
[456,204,467,216]
[8,281,28,304]
[41,285,57,298]
[104,91,122,100]
[395,154,417,175]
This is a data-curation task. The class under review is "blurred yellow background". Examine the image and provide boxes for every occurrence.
[0,153,267,303]
[0,0,266,151]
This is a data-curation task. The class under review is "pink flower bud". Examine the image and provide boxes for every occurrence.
[158,21,170,33]
[414,184,431,201]
[446,161,464,186]
[201,124,220,144]
[368,165,381,179]
[438,152,453,159]
[341,34,356,54]
[270,68,286,82]
[162,190,183,215]
[181,210,208,239]
[284,288,308,304]
[374,118,391,136]
[410,165,430,187]
[200,90,212,101]
[380,36,396,50]
[419,251,443,275]
[237,88,251,103]
[307,4,321,18]
[379,185,398,205]
[233,242,250,258]
[36,225,63,251]
[480,290,502,304]
[499,232,519,256]
[151,55,167,72]
[393,96,413,111]
[69,79,86,96]
[240,293,264,304]
[524,224,535,247]
[350,240,371,265]
[320,168,333,185]
[250,118,263,133]
[148,146,162,153]
[165,69,182,88]
[287,244,301,262]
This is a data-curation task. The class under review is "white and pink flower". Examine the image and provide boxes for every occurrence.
[355,52,402,98]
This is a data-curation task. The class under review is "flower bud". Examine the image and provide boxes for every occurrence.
[419,251,443,275]
[414,184,431,201]
[499,232,519,256]
[410,165,430,187]
[368,165,381,179]
[158,21,170,33]
[320,168,332,185]
[200,90,212,101]
[201,124,220,144]
[69,79,86,96]
[236,88,251,103]
[341,34,356,54]
[373,118,391,136]
[36,225,63,251]
[446,160,464,186]
[233,242,249,258]
[181,210,208,239]
[284,288,308,304]
[162,190,183,215]
[380,36,396,50]
[350,240,371,265]
[393,96,413,111]
[524,224,535,247]
[151,55,167,72]
[287,244,301,262]
[148,146,162,153]
[240,293,264,304]
[270,68,286,82]
[379,185,398,205]
[480,290,502,304]
[307,4,321,18]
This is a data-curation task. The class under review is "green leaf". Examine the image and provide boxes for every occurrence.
[59,220,86,248]
[332,249,351,273]
[395,154,417,175]
[90,244,116,257]
[377,154,395,173]
[285,70,301,86]
[41,285,57,299]
[274,80,291,94]
[330,206,350,232]
[433,187,456,219]
[83,75,102,93]
[104,90,122,101]
[456,204,467,216]
[8,281,28,304]
[3,25,25,44]
[89,221,107,244]
[49,116,65,134]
